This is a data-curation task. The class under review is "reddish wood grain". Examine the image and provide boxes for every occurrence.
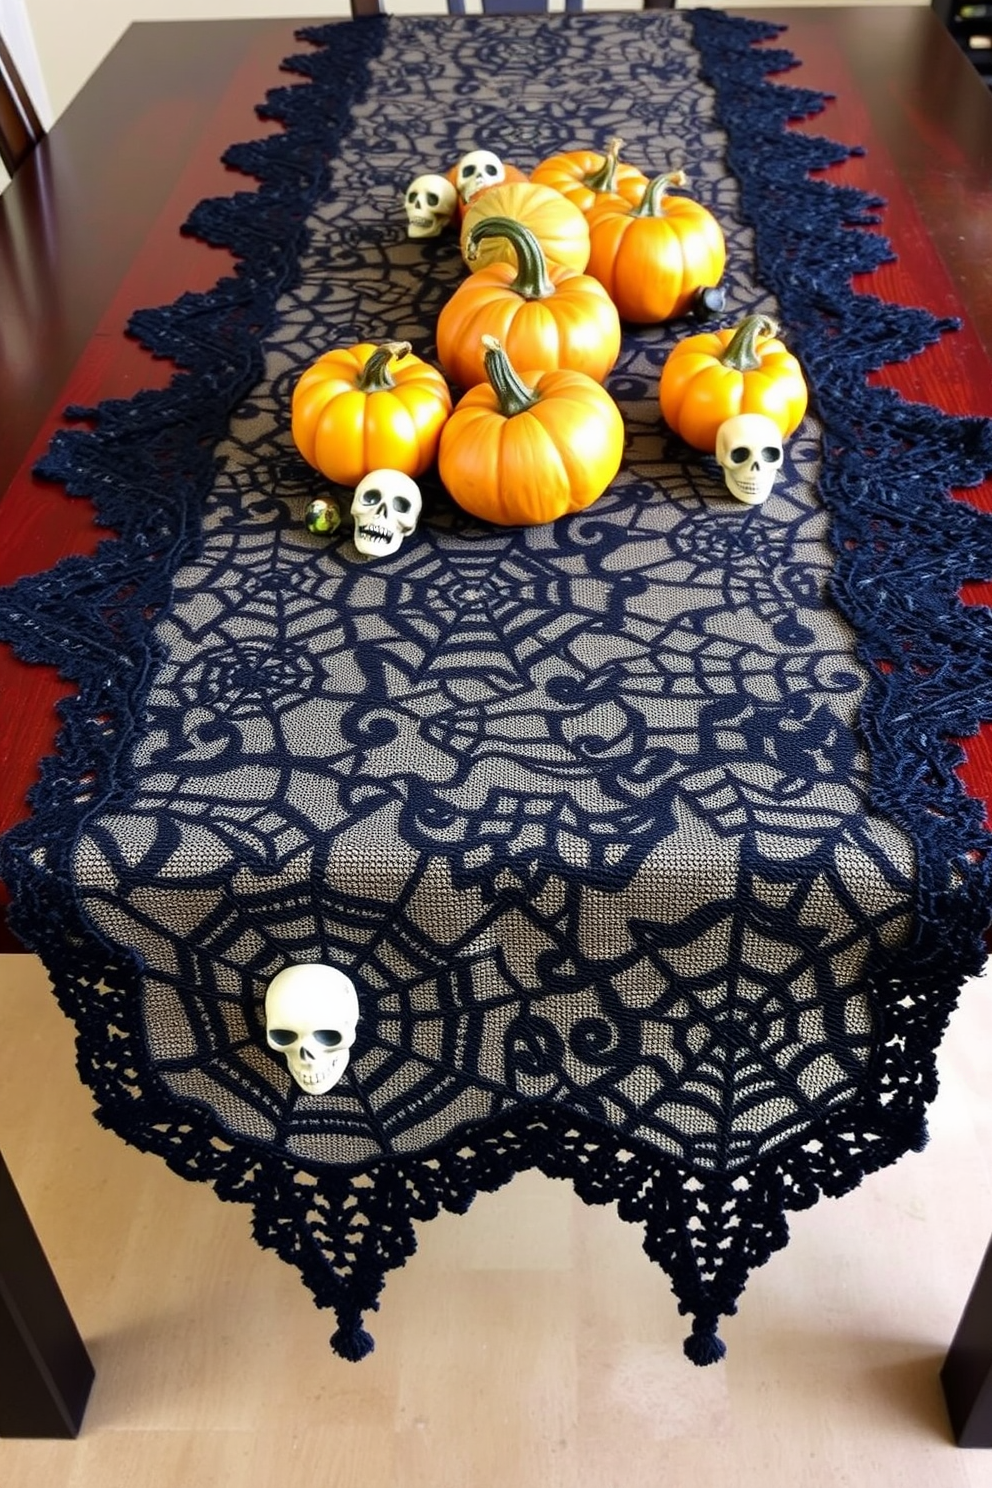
[748,8,992,826]
[1,8,991,941]
[0,21,301,890]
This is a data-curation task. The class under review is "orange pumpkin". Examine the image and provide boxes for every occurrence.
[436,216,621,390]
[659,315,808,452]
[529,137,648,218]
[438,336,624,527]
[291,341,452,487]
[586,170,726,324]
[461,181,591,275]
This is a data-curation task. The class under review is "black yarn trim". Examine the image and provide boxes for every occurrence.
[2,12,991,1365]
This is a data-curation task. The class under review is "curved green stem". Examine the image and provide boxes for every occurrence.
[356,341,412,392]
[719,315,779,373]
[482,335,539,418]
[582,137,625,194]
[465,217,555,300]
[631,169,689,218]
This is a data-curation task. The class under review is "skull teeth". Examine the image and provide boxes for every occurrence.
[728,477,770,505]
[358,525,395,543]
[294,1067,335,1087]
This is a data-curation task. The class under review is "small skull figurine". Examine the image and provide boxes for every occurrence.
[265,963,360,1095]
[404,173,458,238]
[715,414,784,505]
[454,148,504,204]
[351,469,422,557]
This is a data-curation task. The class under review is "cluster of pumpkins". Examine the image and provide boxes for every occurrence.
[290,140,808,541]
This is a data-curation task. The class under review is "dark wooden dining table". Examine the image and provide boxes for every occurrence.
[1,4,991,1443]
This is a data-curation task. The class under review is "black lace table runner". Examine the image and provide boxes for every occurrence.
[2,9,992,1364]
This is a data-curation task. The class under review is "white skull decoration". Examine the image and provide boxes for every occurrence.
[351,469,422,557]
[715,414,784,505]
[454,148,504,204]
[265,963,360,1095]
[404,173,458,238]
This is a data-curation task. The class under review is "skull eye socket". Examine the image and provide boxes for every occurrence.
[426,192,440,207]
[761,446,782,462]
[359,488,382,507]
[406,189,417,204]
[313,1029,343,1048]
[268,1028,298,1048]
[729,447,751,464]
[483,163,499,177]
[461,163,477,179]
[392,496,413,514]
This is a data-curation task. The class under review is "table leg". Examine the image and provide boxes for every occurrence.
[0,1150,94,1438]
[941,1236,992,1447]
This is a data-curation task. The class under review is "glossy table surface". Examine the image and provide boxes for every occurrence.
[2,5,992,948]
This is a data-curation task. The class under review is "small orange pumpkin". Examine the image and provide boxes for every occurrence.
[291,341,452,487]
[436,216,621,390]
[586,170,726,324]
[438,336,624,527]
[529,137,648,218]
[461,181,591,275]
[659,314,808,452]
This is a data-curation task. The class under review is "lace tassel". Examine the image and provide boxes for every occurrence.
[330,1314,376,1362]
[683,1317,727,1367]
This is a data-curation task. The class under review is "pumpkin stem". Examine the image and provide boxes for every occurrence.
[356,341,412,392]
[632,170,690,218]
[719,315,779,373]
[465,217,556,300]
[582,137,625,194]
[481,335,540,418]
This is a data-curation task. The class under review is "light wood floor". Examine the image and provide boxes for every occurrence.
[2,950,992,1485]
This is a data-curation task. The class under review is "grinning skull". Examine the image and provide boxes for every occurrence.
[404,173,458,238]
[351,469,422,557]
[265,963,360,1095]
[454,148,504,204]
[715,414,784,505]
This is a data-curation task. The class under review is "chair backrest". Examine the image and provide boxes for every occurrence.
[351,2,670,14]
[0,32,45,176]
[932,0,992,82]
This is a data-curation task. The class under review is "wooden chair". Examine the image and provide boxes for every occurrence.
[0,31,45,176]
[932,0,992,83]
[352,1,673,15]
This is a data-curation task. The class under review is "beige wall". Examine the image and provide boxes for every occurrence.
[27,0,351,121]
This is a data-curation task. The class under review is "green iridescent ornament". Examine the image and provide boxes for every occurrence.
[305,496,342,537]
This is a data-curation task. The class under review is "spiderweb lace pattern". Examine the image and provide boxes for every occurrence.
[1,11,991,1366]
